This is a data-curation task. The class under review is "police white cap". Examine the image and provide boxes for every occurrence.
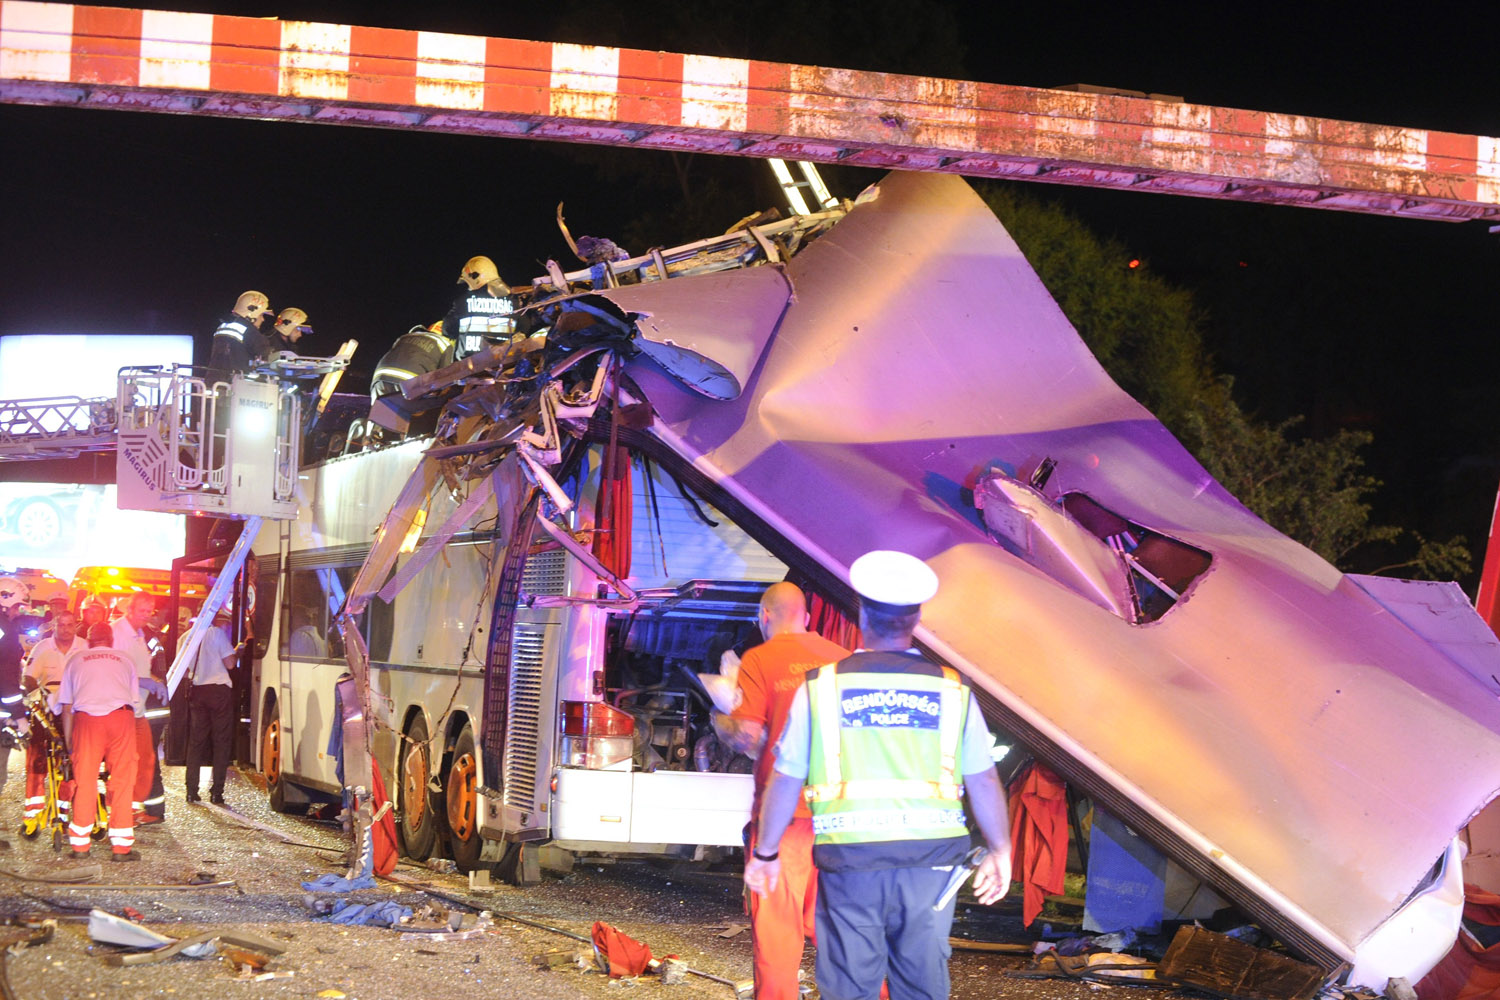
[849,550,938,608]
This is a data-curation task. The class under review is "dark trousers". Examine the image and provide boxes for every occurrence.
[814,865,956,1000]
[184,684,234,797]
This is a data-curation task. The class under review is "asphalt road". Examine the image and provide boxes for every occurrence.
[0,755,1195,999]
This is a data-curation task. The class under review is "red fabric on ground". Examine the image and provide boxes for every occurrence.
[1007,761,1069,927]
[1417,884,1500,1000]
[591,921,653,978]
[369,758,399,877]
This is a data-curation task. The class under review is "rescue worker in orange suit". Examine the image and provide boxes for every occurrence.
[745,552,1013,1000]
[208,290,274,375]
[20,608,85,834]
[112,594,167,825]
[714,583,848,1000]
[57,623,140,860]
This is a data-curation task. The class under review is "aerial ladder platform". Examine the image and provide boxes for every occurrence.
[0,350,353,699]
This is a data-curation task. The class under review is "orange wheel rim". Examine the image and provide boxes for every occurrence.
[403,744,428,828]
[447,752,476,839]
[262,718,281,785]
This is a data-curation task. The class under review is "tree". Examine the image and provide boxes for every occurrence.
[978,184,1470,580]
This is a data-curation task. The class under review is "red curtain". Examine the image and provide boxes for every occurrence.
[807,591,860,649]
[593,444,632,580]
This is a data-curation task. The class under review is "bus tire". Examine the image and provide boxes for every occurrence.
[445,725,483,872]
[261,700,291,814]
[398,715,438,861]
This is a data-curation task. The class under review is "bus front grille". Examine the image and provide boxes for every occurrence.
[503,625,547,811]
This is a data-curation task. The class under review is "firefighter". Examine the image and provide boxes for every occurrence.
[57,623,140,860]
[444,255,519,360]
[267,306,312,357]
[744,551,1013,1000]
[0,576,44,850]
[208,290,274,375]
[714,583,849,1000]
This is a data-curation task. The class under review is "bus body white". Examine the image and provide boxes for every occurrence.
[251,435,783,866]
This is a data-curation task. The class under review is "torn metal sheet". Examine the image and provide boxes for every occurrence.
[613,170,1500,984]
[596,265,794,401]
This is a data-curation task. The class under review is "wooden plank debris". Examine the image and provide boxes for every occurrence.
[1159,926,1326,1000]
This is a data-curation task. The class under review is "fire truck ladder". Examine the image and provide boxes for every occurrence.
[0,393,117,460]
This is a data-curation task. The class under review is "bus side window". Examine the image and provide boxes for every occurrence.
[253,557,279,660]
[285,568,335,660]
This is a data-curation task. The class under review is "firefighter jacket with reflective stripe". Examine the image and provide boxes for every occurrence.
[805,651,971,864]
[444,289,518,358]
[208,313,269,373]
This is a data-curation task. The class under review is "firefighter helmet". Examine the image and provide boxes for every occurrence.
[458,256,499,291]
[233,290,274,325]
[274,307,310,343]
[0,576,27,614]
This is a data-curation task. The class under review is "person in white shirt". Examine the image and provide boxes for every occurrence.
[20,609,85,832]
[112,594,167,826]
[57,624,140,860]
[184,609,242,806]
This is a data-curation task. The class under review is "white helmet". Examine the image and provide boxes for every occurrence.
[0,576,28,614]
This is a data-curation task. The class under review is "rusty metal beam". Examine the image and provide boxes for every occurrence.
[1,2,1497,221]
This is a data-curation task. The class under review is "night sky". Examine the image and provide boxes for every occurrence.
[1,0,1497,582]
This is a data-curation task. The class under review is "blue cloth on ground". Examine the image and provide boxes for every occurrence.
[301,872,377,892]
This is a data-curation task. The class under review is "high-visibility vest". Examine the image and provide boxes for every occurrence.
[805,652,970,846]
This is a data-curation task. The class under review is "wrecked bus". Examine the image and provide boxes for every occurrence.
[249,171,1500,989]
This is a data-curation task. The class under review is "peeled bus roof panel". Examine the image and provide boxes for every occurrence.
[602,170,1500,977]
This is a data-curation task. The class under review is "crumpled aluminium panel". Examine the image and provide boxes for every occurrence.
[601,170,1500,979]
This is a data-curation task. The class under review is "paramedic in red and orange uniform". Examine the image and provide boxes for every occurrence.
[112,594,166,825]
[20,608,84,833]
[715,582,849,1000]
[57,623,140,860]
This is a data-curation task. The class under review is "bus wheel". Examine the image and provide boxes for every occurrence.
[445,726,482,872]
[262,704,290,813]
[399,715,438,861]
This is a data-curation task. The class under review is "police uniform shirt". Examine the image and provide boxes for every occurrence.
[191,625,236,687]
[772,653,994,781]
[208,312,270,372]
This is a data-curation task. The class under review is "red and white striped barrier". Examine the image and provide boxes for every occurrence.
[2,1,1497,220]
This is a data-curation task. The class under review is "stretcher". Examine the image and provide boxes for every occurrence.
[17,693,107,851]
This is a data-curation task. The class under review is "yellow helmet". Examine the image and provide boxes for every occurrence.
[458,256,499,291]
[233,290,274,325]
[274,307,310,343]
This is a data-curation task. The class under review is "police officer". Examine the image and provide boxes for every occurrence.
[744,551,1012,1000]
[208,290,274,374]
[443,255,519,360]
